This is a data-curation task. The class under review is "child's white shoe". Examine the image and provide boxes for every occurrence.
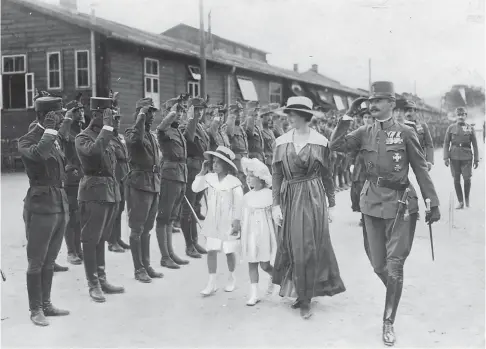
[224,272,236,292]
[201,274,218,297]
[246,284,260,306]
[266,277,275,295]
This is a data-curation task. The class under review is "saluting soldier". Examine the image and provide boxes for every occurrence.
[124,98,164,283]
[180,97,210,258]
[260,103,280,171]
[330,81,441,346]
[226,102,249,191]
[443,107,479,209]
[59,99,85,265]
[246,101,265,162]
[75,97,125,303]
[206,105,231,151]
[19,97,72,326]
[155,99,196,269]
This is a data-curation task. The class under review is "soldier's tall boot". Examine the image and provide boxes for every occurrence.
[41,268,69,316]
[454,178,464,209]
[167,222,189,265]
[82,242,105,303]
[181,216,201,258]
[192,216,207,255]
[464,179,471,207]
[141,234,164,278]
[27,273,49,326]
[382,261,404,347]
[156,224,180,269]
[96,241,125,294]
[129,235,151,283]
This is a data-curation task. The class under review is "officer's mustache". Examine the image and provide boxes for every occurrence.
[370,107,380,112]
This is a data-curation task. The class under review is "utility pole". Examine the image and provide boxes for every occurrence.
[368,58,372,92]
[199,0,207,98]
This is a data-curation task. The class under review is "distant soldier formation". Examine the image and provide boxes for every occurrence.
[16,79,480,347]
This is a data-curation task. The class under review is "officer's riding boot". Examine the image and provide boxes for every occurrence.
[464,179,471,207]
[41,268,69,316]
[27,273,49,326]
[118,239,130,250]
[192,218,207,255]
[167,222,189,265]
[382,262,404,347]
[454,178,464,209]
[194,192,206,220]
[156,224,180,269]
[53,262,68,272]
[129,236,151,283]
[141,234,164,278]
[96,242,125,294]
[182,216,201,259]
[82,242,105,303]
[75,233,83,261]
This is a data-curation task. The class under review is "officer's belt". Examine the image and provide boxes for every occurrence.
[452,143,471,148]
[84,171,113,177]
[161,159,186,164]
[132,165,160,173]
[30,179,65,188]
[367,175,409,191]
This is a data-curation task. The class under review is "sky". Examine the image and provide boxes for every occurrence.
[42,0,485,107]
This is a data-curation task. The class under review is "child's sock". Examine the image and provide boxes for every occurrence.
[246,283,260,306]
[201,273,217,296]
[224,272,236,292]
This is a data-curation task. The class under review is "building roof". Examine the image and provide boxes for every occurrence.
[162,23,269,55]
[10,0,367,97]
[300,69,365,96]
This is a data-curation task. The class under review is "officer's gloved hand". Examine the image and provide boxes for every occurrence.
[43,111,57,130]
[103,108,114,127]
[426,162,432,171]
[444,159,450,167]
[473,161,479,169]
[425,206,440,224]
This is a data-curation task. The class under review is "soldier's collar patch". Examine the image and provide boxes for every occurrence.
[385,131,403,144]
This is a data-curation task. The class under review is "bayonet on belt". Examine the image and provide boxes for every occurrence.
[391,188,410,233]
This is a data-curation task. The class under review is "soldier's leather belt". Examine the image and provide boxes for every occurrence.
[132,165,160,173]
[453,143,471,148]
[84,171,112,177]
[367,175,409,191]
[30,180,65,188]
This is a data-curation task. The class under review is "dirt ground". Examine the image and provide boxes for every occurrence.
[1,147,484,348]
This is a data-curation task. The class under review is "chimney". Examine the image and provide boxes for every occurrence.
[311,64,318,73]
[293,64,299,72]
[60,0,77,11]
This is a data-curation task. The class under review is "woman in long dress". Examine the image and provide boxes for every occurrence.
[271,96,346,319]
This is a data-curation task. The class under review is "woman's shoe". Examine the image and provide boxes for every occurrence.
[300,302,313,319]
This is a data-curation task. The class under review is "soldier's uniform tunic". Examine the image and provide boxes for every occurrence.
[227,121,249,191]
[408,121,434,164]
[246,116,265,162]
[261,126,276,171]
[443,121,479,204]
[207,125,230,151]
[330,116,439,329]
[76,124,121,292]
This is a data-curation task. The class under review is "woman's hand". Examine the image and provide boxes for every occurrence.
[272,205,283,226]
[231,220,241,236]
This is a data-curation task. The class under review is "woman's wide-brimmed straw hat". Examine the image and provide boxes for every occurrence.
[203,146,238,172]
[282,96,322,117]
[241,157,272,188]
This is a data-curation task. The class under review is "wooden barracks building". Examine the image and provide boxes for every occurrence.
[1,0,370,143]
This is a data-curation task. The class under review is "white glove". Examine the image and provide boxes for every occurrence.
[272,205,283,226]
[328,206,334,223]
[349,164,355,174]
[426,162,432,172]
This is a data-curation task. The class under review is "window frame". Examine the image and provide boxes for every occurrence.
[2,54,27,74]
[269,81,282,104]
[75,49,91,89]
[188,80,200,98]
[144,57,160,109]
[25,73,35,109]
[46,51,62,90]
[236,76,258,101]
[188,65,201,81]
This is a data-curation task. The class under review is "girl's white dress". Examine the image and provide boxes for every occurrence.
[192,173,243,251]
[241,188,277,263]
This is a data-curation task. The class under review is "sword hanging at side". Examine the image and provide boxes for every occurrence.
[184,195,203,229]
[391,188,410,234]
[425,198,435,261]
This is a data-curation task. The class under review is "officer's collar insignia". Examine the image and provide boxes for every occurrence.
[385,131,403,144]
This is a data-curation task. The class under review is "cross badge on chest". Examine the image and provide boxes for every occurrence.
[394,164,402,172]
[393,153,401,162]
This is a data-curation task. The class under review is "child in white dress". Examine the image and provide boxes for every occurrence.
[192,146,244,296]
[240,157,277,306]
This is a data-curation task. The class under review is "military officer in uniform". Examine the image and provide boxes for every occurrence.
[19,97,72,326]
[245,101,265,162]
[260,103,280,171]
[59,100,85,265]
[226,102,249,191]
[443,107,479,209]
[75,97,125,302]
[181,97,210,258]
[206,105,231,151]
[124,98,164,282]
[330,81,441,346]
[403,100,434,171]
[155,99,196,269]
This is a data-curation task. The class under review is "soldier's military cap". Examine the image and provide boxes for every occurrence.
[394,98,407,110]
[90,97,113,111]
[65,100,84,111]
[188,97,207,109]
[245,100,259,110]
[369,81,396,100]
[229,102,243,112]
[404,100,417,109]
[258,103,280,117]
[34,96,63,112]
[455,107,467,114]
[136,97,158,111]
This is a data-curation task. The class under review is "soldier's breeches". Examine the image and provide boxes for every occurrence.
[182,168,199,246]
[450,159,472,180]
[23,209,68,274]
[65,209,80,254]
[79,202,118,245]
[126,187,159,239]
[109,185,126,244]
[156,180,185,226]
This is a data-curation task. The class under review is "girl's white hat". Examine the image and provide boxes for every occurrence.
[204,146,238,171]
[241,157,272,188]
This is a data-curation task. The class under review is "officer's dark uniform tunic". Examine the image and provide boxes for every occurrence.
[227,120,249,191]
[124,116,162,275]
[330,116,439,331]
[180,121,210,254]
[443,121,479,204]
[262,126,276,171]
[246,115,265,162]
[408,120,434,164]
[108,134,129,247]
[59,122,84,260]
[19,118,71,319]
[75,124,121,293]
